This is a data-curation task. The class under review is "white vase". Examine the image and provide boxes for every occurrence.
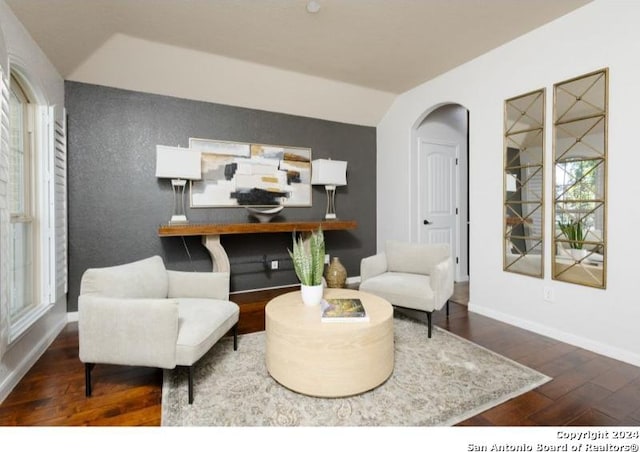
[300,284,323,306]
[569,248,588,261]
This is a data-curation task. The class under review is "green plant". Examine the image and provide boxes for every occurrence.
[288,227,325,286]
[558,219,586,249]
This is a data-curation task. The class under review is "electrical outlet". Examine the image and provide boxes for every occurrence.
[324,254,330,264]
[543,287,553,302]
[271,260,278,270]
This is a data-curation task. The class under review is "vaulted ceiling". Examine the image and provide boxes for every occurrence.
[6,0,591,94]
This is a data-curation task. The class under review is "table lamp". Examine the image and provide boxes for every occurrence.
[311,159,347,220]
[155,145,202,224]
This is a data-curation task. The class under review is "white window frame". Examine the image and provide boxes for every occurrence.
[7,67,55,344]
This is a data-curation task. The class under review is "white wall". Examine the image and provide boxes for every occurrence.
[377,0,640,366]
[0,0,66,403]
[67,34,395,127]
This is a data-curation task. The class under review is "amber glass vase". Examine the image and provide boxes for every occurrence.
[325,257,347,288]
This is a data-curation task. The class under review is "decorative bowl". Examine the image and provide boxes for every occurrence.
[244,205,284,223]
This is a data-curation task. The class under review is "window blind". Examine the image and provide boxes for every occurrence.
[0,67,9,356]
[53,108,67,297]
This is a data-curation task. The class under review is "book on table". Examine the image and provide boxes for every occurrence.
[321,298,369,323]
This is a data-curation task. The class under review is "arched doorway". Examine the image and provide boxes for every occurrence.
[411,104,469,285]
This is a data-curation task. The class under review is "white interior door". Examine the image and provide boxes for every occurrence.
[418,139,459,277]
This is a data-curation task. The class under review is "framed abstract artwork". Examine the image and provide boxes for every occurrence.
[189,137,312,208]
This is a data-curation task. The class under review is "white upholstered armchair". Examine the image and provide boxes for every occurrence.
[359,241,454,338]
[78,255,239,404]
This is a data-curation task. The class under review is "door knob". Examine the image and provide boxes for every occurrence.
[423,220,431,225]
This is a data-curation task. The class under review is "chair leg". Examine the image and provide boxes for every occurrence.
[446,300,450,317]
[232,323,238,351]
[188,366,194,404]
[426,311,432,338]
[85,363,95,397]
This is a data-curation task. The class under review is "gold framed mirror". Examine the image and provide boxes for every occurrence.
[504,89,545,278]
[552,68,607,289]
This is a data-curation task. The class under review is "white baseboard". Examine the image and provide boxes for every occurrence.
[346,276,361,286]
[67,311,78,323]
[469,303,640,368]
[0,315,68,404]
[229,277,362,295]
[230,283,299,295]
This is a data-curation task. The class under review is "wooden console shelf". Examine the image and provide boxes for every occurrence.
[158,220,358,272]
[158,220,357,237]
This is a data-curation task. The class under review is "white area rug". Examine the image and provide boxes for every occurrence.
[162,314,550,426]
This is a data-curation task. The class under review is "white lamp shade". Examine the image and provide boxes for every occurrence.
[311,159,347,186]
[155,145,202,180]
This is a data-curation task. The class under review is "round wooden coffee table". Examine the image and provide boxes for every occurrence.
[265,288,394,397]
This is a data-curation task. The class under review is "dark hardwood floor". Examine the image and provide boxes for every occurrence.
[1,284,639,426]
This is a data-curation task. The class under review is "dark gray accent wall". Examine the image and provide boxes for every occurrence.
[65,81,376,311]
